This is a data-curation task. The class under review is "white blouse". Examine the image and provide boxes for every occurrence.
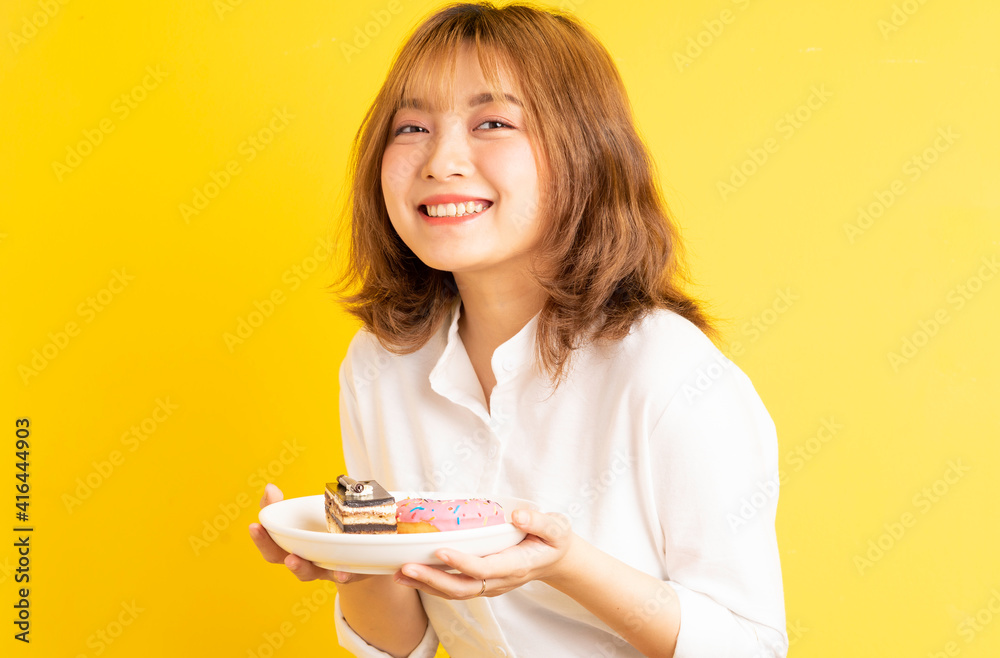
[334,297,788,657]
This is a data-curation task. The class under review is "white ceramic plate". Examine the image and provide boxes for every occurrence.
[258,491,538,574]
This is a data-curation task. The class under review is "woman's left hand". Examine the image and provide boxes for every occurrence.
[393,508,578,599]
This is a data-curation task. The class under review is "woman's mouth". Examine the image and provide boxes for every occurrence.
[419,201,493,219]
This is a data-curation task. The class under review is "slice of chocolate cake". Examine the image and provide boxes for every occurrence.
[325,475,396,534]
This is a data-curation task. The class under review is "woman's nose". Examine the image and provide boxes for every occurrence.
[420,126,473,181]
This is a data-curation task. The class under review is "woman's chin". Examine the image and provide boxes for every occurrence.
[415,253,485,274]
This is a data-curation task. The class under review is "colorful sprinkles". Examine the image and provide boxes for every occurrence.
[396,497,505,532]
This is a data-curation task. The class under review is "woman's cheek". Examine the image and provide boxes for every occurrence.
[381,148,414,198]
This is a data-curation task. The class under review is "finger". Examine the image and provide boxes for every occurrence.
[434,548,492,579]
[284,553,336,583]
[331,571,373,585]
[437,538,547,584]
[396,578,453,600]
[511,509,571,544]
[248,522,289,564]
[259,483,284,509]
[395,571,461,600]
[397,563,482,600]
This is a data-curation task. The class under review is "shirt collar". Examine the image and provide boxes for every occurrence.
[429,297,541,416]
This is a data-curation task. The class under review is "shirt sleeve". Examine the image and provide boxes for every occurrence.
[334,346,441,657]
[334,594,439,658]
[650,352,789,658]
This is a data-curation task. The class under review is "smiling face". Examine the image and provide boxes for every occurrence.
[380,46,545,279]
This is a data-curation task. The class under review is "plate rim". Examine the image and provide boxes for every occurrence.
[258,491,538,544]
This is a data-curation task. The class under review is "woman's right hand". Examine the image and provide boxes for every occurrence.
[252,484,430,654]
[248,482,371,585]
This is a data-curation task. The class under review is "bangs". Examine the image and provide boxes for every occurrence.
[384,13,524,117]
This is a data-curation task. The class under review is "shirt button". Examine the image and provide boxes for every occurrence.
[492,647,507,657]
[502,357,515,372]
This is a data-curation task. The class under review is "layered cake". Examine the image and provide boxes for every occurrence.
[325,475,397,534]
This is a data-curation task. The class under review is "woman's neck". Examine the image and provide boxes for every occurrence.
[454,270,546,353]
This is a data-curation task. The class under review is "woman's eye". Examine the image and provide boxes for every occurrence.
[477,120,511,130]
[394,124,426,136]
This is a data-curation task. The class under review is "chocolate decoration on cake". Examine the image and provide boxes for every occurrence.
[325,475,396,534]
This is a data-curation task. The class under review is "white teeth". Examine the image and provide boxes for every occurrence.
[423,201,489,217]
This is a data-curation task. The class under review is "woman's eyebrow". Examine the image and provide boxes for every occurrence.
[468,91,522,108]
[397,92,522,112]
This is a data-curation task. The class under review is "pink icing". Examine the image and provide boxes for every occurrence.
[396,498,505,532]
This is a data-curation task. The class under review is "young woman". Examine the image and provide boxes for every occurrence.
[249,3,787,657]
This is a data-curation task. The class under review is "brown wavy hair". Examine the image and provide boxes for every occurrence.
[330,1,715,389]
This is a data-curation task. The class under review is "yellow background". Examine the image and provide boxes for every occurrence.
[2,0,998,656]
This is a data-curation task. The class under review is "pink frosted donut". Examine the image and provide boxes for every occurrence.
[396,498,505,533]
